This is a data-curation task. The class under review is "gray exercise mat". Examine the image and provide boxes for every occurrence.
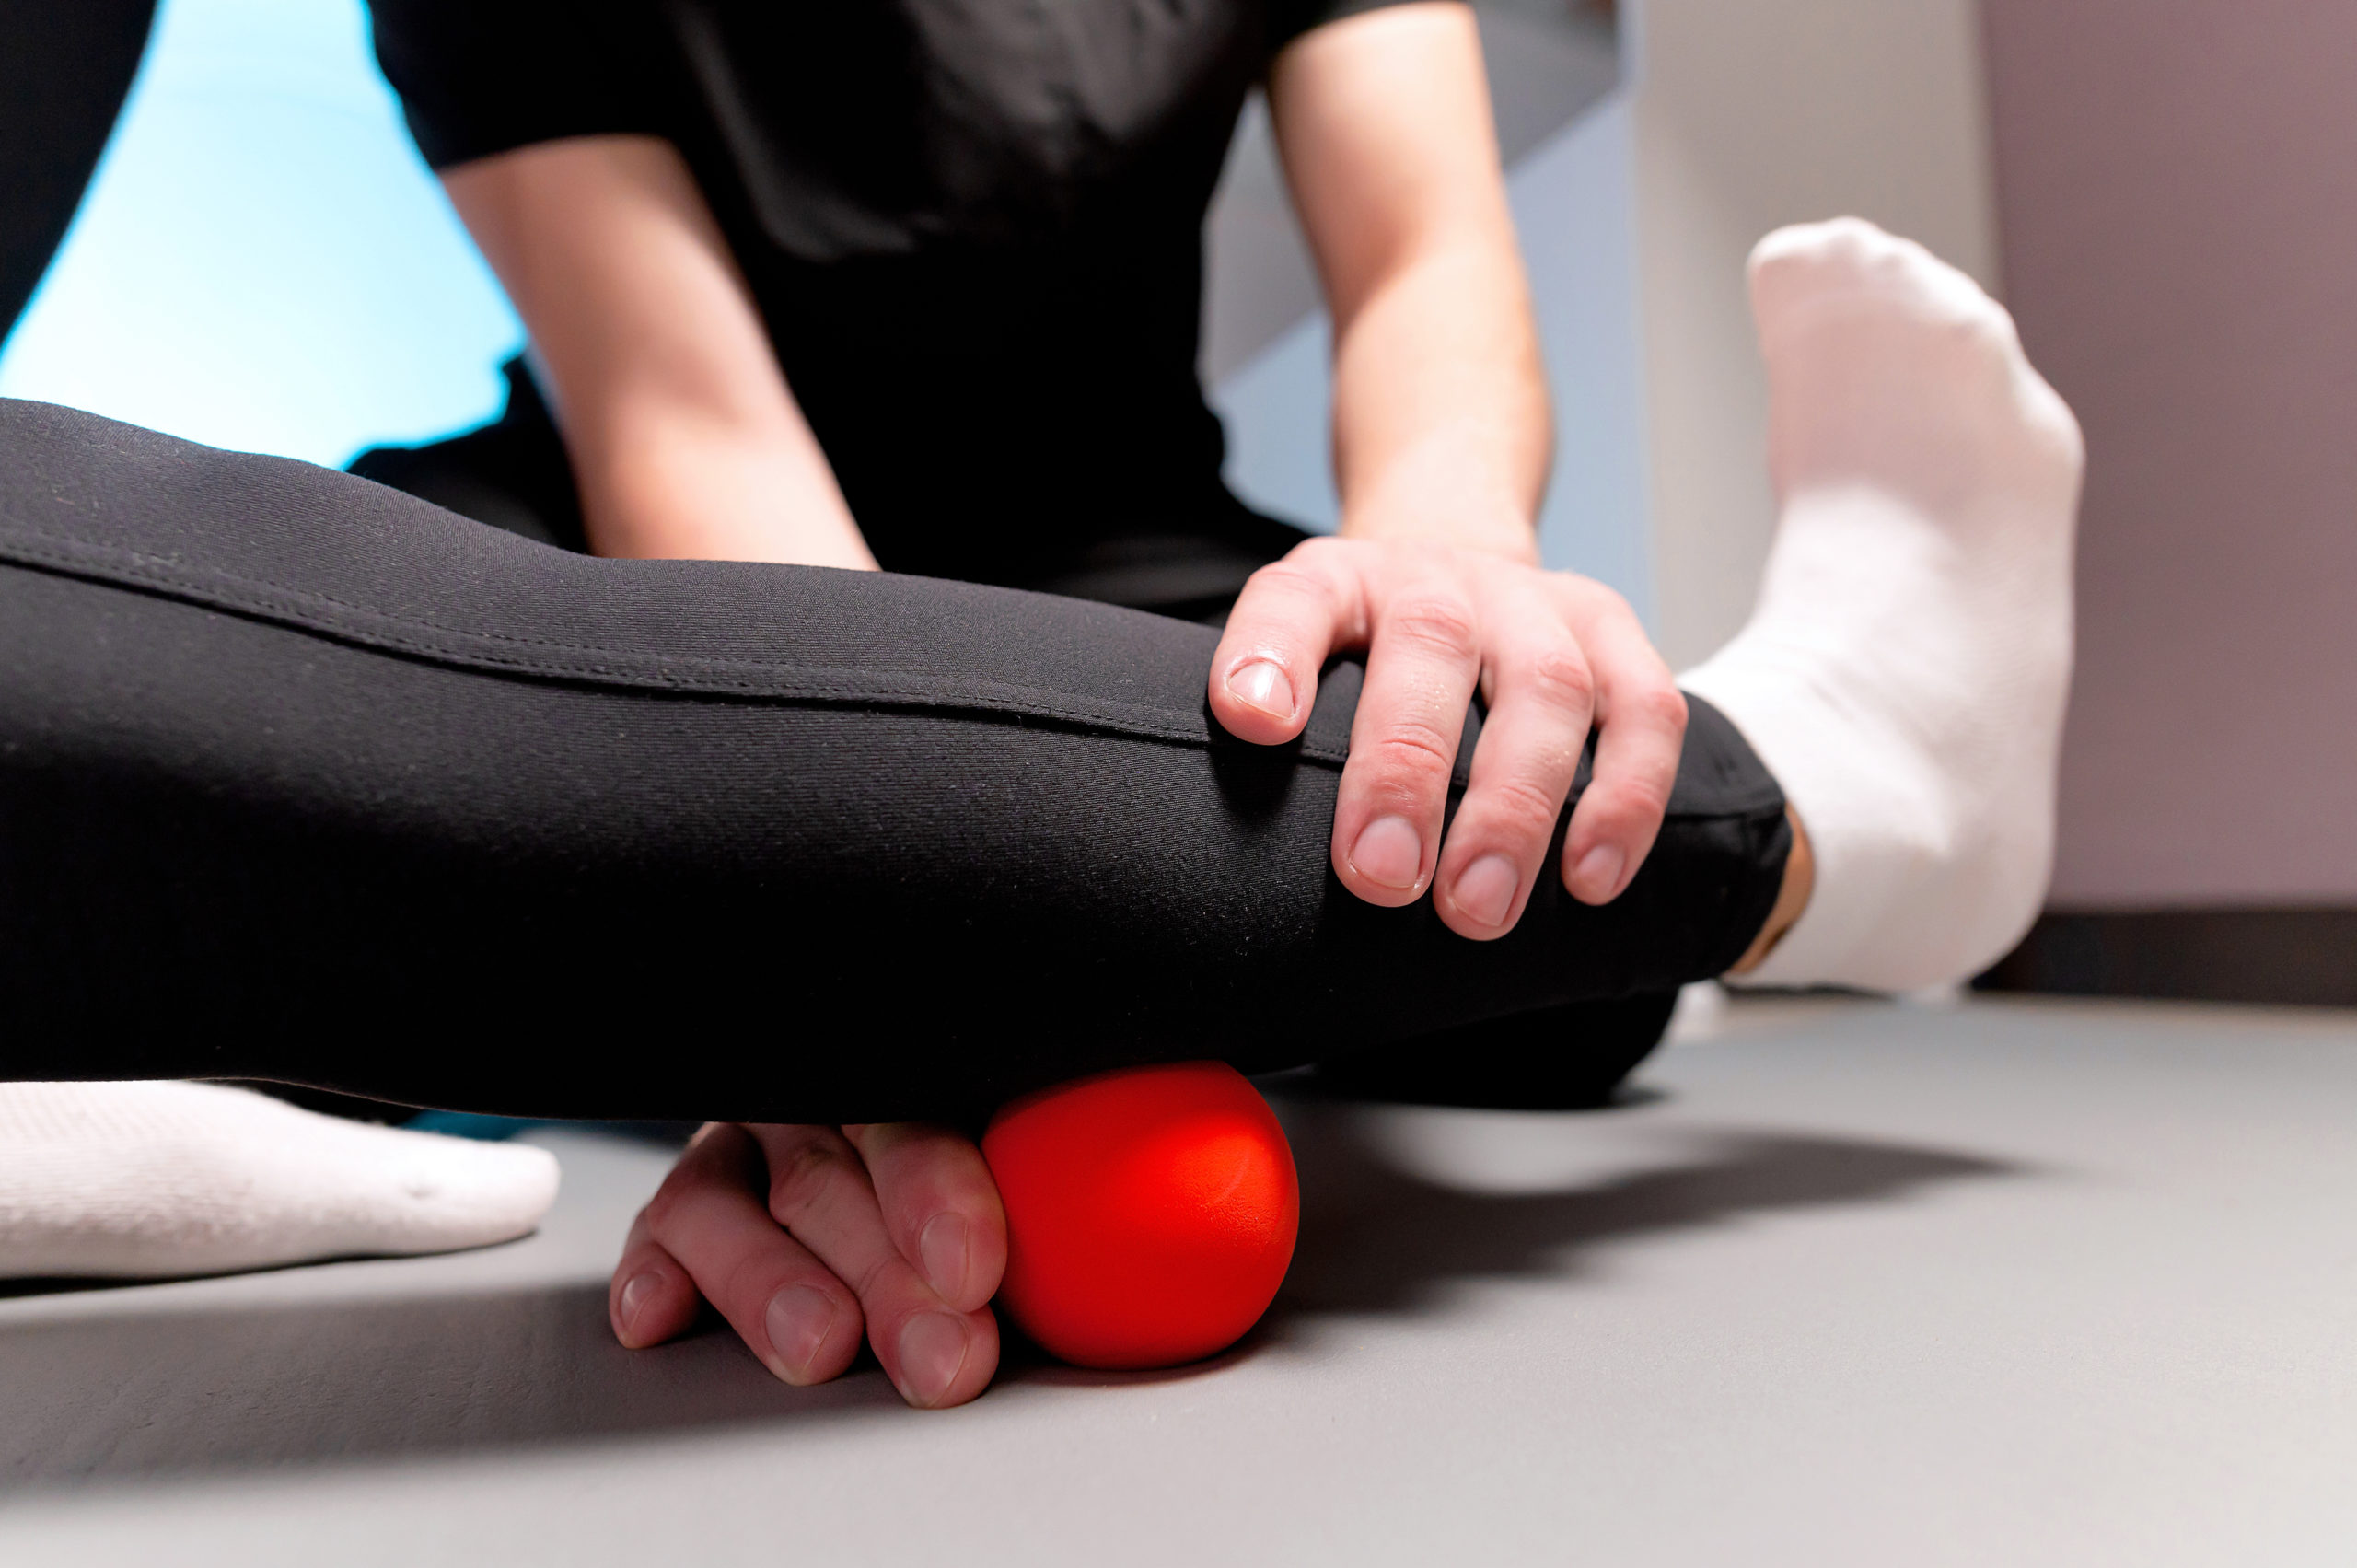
[3,994,2351,1564]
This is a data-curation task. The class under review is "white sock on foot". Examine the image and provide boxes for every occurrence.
[1681,218,2084,992]
[0,1081,560,1278]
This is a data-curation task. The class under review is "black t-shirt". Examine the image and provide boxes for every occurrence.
[370,0,1431,598]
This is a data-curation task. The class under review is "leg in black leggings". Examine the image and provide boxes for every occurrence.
[0,400,1788,1121]
[354,381,1701,1109]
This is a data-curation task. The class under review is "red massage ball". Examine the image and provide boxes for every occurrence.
[981,1061,1300,1370]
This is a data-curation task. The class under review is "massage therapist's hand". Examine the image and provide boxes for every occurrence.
[1232,7,1684,937]
[1208,534,1687,940]
[610,1121,1005,1408]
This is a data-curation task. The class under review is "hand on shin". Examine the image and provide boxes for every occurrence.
[1207,534,1687,940]
[610,1120,1005,1409]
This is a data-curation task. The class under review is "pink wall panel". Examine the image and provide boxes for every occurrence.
[1982,0,2357,905]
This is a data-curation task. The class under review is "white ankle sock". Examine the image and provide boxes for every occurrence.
[0,1081,560,1278]
[1680,218,2084,992]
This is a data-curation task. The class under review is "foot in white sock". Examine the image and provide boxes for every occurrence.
[0,1081,560,1278]
[1682,217,2084,992]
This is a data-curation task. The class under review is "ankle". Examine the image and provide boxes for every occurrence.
[1729,808,1814,975]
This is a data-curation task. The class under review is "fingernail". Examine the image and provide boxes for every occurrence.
[618,1271,661,1335]
[765,1285,840,1382]
[1452,854,1519,927]
[1574,843,1626,899]
[919,1212,971,1304]
[1349,816,1425,891]
[896,1311,971,1407]
[1225,660,1294,720]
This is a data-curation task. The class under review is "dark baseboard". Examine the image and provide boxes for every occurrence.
[1974,908,2357,1007]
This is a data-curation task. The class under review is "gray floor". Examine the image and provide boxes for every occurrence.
[3,994,2351,1564]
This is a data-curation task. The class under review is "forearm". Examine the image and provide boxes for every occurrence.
[1271,3,1551,563]
[1329,238,1550,563]
[444,135,876,570]
[566,382,877,569]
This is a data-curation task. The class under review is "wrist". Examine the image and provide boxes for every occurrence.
[1339,502,1540,565]
[1334,433,1545,565]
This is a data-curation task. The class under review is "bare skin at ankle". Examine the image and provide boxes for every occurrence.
[1729,808,1814,975]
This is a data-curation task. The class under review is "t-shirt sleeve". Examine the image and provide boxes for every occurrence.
[1268,0,1468,53]
[368,0,664,170]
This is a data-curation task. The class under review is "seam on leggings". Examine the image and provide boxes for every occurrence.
[0,522,1789,820]
[0,521,1357,765]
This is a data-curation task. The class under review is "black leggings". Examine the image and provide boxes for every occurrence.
[0,400,1788,1123]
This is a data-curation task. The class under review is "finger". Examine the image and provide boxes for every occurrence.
[1330,575,1482,907]
[750,1124,998,1409]
[633,1123,865,1386]
[1206,540,1364,745]
[610,1218,702,1350]
[1433,583,1596,938]
[842,1122,1008,1315]
[1555,583,1687,903]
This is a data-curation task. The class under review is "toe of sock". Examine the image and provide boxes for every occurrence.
[0,1083,563,1279]
[355,1131,563,1255]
